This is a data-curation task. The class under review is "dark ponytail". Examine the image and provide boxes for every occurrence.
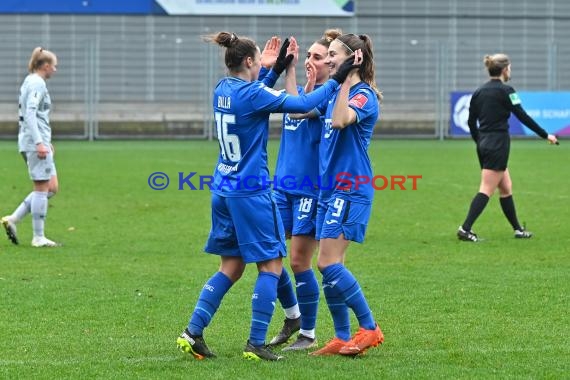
[204,32,257,71]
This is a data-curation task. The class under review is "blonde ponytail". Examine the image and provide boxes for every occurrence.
[28,47,55,73]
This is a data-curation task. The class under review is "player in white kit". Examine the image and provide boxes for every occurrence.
[2,47,61,247]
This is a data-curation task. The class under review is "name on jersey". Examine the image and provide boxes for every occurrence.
[217,96,231,109]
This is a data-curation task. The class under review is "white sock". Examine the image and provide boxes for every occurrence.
[31,191,48,238]
[284,305,301,319]
[11,192,33,223]
[300,328,315,339]
[11,191,55,224]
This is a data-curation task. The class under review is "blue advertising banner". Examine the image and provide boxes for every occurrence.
[450,91,570,137]
[0,0,165,14]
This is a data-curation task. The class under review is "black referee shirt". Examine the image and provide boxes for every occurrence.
[467,79,548,142]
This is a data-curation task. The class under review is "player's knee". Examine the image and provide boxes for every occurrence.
[499,190,512,197]
[316,258,330,272]
[48,177,59,195]
[289,247,313,272]
[289,257,311,273]
[222,268,244,283]
[500,181,512,194]
[220,259,246,282]
[478,185,495,197]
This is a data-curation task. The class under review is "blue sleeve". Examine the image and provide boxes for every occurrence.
[260,68,279,88]
[279,79,339,113]
[348,89,377,124]
[315,97,329,116]
[258,67,269,81]
[248,82,290,113]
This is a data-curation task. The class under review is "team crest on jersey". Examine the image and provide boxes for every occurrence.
[349,93,368,109]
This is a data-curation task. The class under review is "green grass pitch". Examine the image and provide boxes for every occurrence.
[0,139,568,379]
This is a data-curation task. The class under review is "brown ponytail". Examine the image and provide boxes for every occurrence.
[335,34,383,101]
[203,32,257,71]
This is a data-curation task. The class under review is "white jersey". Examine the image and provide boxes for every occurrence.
[18,73,52,152]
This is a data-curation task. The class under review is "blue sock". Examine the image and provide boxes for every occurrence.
[277,268,297,309]
[188,272,233,336]
[295,269,319,331]
[321,268,351,341]
[322,263,376,331]
[249,271,279,346]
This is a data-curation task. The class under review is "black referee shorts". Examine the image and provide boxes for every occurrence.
[476,133,510,171]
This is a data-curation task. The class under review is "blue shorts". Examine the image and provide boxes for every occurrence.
[315,200,327,241]
[204,192,287,264]
[316,197,371,243]
[273,189,317,237]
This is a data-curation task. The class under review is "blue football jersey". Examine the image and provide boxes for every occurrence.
[211,77,338,196]
[318,82,379,204]
[274,85,322,197]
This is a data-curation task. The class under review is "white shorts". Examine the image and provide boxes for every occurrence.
[24,151,57,181]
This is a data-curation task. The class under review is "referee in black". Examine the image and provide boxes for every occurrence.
[457,53,558,242]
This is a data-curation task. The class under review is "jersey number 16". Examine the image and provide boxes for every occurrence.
[215,112,242,162]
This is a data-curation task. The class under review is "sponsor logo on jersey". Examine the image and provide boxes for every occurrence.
[284,114,305,131]
[324,118,334,138]
[217,162,239,174]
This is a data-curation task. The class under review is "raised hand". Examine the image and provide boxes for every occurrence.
[304,61,317,93]
[273,38,294,75]
[287,36,299,67]
[261,36,280,69]
[36,142,49,160]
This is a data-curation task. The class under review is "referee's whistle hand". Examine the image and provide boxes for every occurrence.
[547,134,559,145]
